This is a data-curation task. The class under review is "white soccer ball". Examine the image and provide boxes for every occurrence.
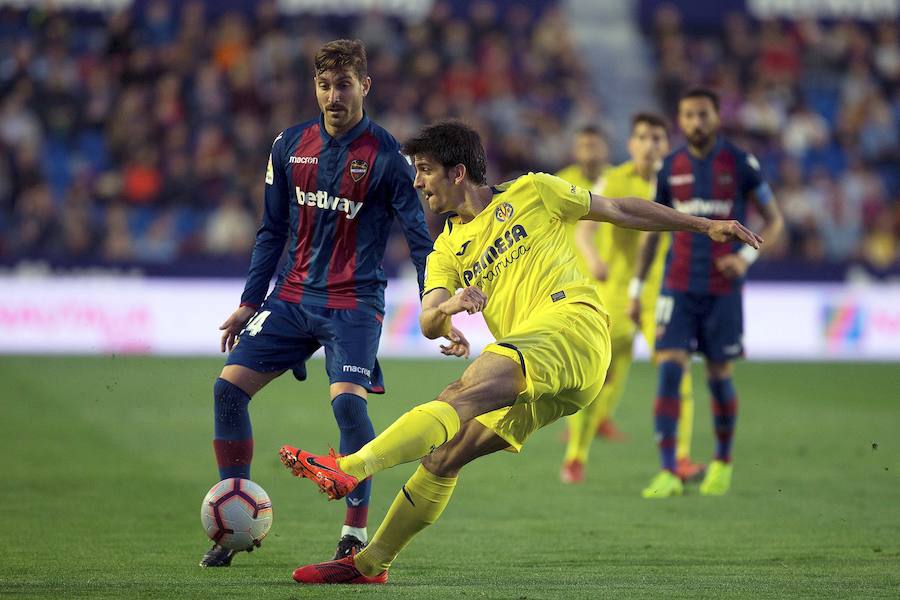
[200,478,273,551]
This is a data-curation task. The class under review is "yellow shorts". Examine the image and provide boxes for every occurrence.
[476,301,612,452]
[604,297,661,360]
[604,304,637,359]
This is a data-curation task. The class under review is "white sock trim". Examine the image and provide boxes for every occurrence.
[341,525,368,543]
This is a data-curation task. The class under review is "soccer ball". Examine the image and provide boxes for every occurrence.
[200,478,273,551]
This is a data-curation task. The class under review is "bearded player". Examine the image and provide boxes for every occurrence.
[634,89,784,498]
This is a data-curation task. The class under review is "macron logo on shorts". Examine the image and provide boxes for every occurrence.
[343,364,372,378]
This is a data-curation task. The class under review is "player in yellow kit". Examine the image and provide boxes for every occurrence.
[560,113,704,484]
[555,125,610,191]
[280,121,762,584]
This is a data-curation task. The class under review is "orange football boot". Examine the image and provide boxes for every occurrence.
[279,445,359,500]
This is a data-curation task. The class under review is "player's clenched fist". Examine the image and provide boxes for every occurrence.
[219,305,257,353]
[440,286,488,316]
[705,219,763,249]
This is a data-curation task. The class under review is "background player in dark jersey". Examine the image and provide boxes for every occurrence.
[631,88,784,499]
[200,39,433,566]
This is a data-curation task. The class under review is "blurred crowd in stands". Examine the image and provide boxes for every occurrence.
[648,5,898,270]
[0,0,896,276]
[0,1,591,275]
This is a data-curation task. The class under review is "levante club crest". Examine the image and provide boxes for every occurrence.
[349,159,369,182]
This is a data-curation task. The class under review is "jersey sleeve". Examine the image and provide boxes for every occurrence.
[530,172,592,222]
[740,152,773,206]
[240,132,290,308]
[387,149,433,295]
[423,235,461,298]
[654,162,672,207]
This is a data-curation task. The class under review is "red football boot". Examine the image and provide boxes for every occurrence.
[559,459,585,484]
[279,445,359,500]
[292,555,388,584]
[675,457,706,483]
[596,419,627,442]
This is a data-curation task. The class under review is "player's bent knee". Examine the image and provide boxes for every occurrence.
[706,360,733,380]
[657,349,689,366]
[421,450,461,478]
[219,365,281,397]
[437,378,518,423]
[330,381,368,400]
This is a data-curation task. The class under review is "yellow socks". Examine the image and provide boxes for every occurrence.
[597,349,633,423]
[564,349,632,464]
[675,370,694,461]
[337,400,461,481]
[354,464,457,576]
[564,397,603,463]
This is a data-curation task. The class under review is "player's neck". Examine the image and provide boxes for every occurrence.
[634,163,654,181]
[580,163,604,183]
[455,186,493,223]
[687,136,718,159]
[324,111,364,139]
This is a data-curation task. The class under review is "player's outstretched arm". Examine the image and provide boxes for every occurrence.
[584,193,763,249]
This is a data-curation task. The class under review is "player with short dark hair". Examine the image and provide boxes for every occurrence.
[555,125,610,192]
[561,111,704,485]
[200,38,434,567]
[633,88,784,498]
[278,120,762,584]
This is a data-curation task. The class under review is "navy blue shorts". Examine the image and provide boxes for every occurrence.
[225,298,385,393]
[654,288,744,362]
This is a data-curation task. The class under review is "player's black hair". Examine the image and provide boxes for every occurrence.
[576,124,606,139]
[679,87,720,112]
[630,111,670,135]
[314,39,368,81]
[402,121,488,185]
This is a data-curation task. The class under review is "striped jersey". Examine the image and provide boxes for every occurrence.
[240,114,433,315]
[655,136,771,295]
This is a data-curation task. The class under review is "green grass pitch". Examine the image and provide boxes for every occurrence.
[1,357,898,598]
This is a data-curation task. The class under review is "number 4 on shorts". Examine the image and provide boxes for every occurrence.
[243,310,271,337]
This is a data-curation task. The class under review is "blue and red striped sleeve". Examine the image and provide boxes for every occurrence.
[240,131,290,309]
[654,159,672,207]
[738,151,773,206]
[387,149,432,295]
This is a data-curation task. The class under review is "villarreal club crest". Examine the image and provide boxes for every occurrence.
[495,202,514,222]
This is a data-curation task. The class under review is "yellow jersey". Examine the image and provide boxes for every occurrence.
[554,164,602,191]
[590,161,669,314]
[423,173,606,340]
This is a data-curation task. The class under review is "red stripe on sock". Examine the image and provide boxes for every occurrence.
[344,505,369,528]
[213,439,254,468]
[712,397,739,417]
[654,397,681,420]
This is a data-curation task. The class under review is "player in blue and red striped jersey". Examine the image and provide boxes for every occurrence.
[200,39,435,567]
[630,88,784,499]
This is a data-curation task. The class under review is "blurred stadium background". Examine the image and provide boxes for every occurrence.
[0,0,898,597]
[0,0,897,358]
